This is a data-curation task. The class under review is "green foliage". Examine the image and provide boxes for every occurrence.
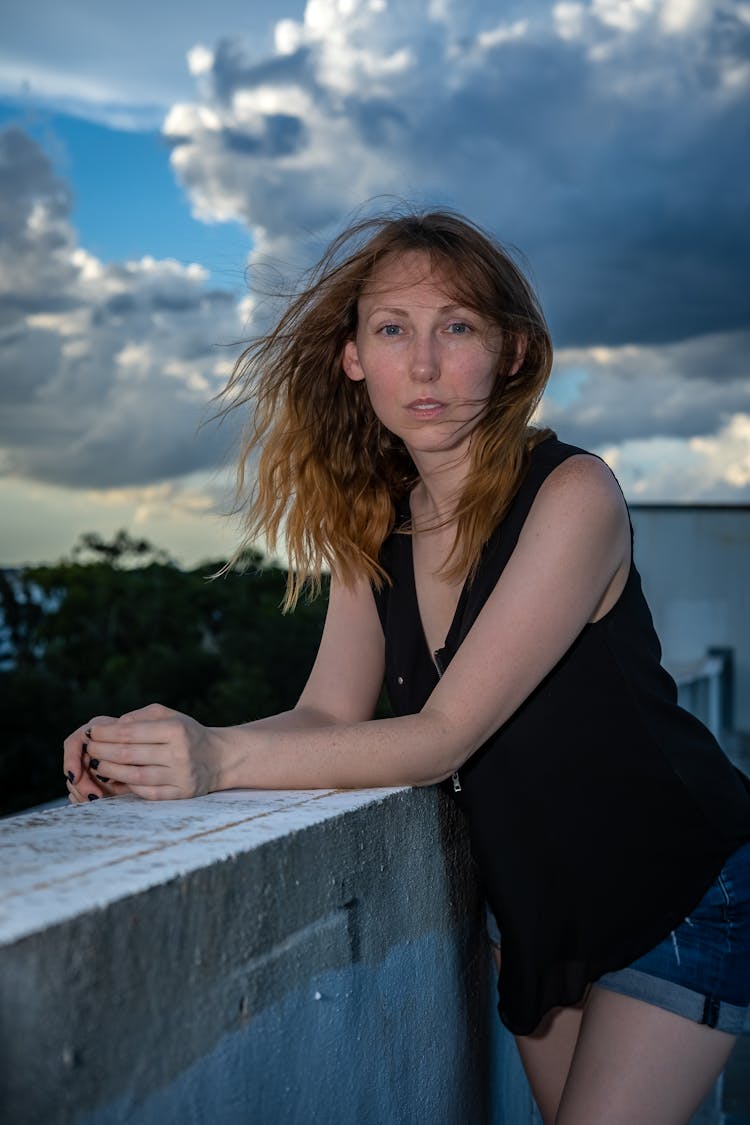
[70,529,173,568]
[0,532,329,816]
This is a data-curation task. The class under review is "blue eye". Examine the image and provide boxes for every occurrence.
[380,324,402,336]
[448,322,471,334]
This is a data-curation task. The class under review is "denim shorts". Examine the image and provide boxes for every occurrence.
[487,841,750,1035]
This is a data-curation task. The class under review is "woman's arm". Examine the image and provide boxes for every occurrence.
[63,572,387,802]
[67,456,630,801]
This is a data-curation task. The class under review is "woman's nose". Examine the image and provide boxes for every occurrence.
[410,335,439,382]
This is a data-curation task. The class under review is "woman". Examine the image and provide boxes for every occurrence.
[64,209,750,1123]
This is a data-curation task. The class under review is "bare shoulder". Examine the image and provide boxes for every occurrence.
[513,453,631,593]
[530,453,629,531]
[539,452,624,498]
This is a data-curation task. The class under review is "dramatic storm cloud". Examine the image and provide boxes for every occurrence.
[159,0,750,497]
[0,127,244,491]
[164,0,750,346]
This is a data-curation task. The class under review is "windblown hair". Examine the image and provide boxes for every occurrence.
[221,208,553,608]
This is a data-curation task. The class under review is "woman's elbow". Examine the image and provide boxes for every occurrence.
[415,706,474,785]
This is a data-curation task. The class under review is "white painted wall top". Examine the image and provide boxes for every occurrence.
[0,787,405,946]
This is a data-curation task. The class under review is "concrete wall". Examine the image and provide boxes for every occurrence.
[630,506,750,731]
[0,787,539,1125]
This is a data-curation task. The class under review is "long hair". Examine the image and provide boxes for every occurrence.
[221,208,553,608]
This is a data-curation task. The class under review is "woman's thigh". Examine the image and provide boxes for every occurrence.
[490,911,582,1124]
[513,1004,584,1125]
[490,935,582,1125]
[556,985,736,1125]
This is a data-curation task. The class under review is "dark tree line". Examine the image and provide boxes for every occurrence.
[0,533,330,816]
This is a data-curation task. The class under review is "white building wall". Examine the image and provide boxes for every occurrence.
[630,506,750,732]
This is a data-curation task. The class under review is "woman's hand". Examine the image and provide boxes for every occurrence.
[64,715,133,803]
[66,703,221,802]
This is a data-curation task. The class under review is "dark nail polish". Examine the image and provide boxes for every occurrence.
[85,727,92,739]
[66,770,75,782]
[87,793,100,802]
[95,774,110,783]
[89,758,100,770]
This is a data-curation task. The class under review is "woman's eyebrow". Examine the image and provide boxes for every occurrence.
[365,303,473,317]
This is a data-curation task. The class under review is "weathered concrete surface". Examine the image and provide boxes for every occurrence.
[0,788,407,944]
[0,787,494,1125]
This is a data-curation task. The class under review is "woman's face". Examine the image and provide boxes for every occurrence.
[343,251,510,463]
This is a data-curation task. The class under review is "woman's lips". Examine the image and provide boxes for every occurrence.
[406,399,446,418]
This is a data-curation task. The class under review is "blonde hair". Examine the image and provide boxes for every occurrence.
[221,208,553,608]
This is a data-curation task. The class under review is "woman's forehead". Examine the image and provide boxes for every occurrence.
[360,250,461,301]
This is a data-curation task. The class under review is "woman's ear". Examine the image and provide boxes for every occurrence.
[509,334,527,377]
[343,339,365,382]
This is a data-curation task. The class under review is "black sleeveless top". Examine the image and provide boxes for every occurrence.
[373,436,750,1034]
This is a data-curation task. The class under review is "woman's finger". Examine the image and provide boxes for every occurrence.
[85,773,131,797]
[84,759,171,789]
[65,776,103,804]
[66,769,132,802]
[87,740,171,773]
[66,778,85,804]
[118,703,175,722]
[63,714,119,786]
[88,719,172,751]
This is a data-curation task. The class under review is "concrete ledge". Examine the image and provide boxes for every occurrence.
[0,786,501,1125]
[1,788,411,943]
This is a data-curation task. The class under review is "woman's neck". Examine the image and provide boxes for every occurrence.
[408,449,471,531]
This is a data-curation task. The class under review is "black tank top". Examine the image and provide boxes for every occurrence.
[373,436,750,1034]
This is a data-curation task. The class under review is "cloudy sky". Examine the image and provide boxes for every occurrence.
[1,0,749,567]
